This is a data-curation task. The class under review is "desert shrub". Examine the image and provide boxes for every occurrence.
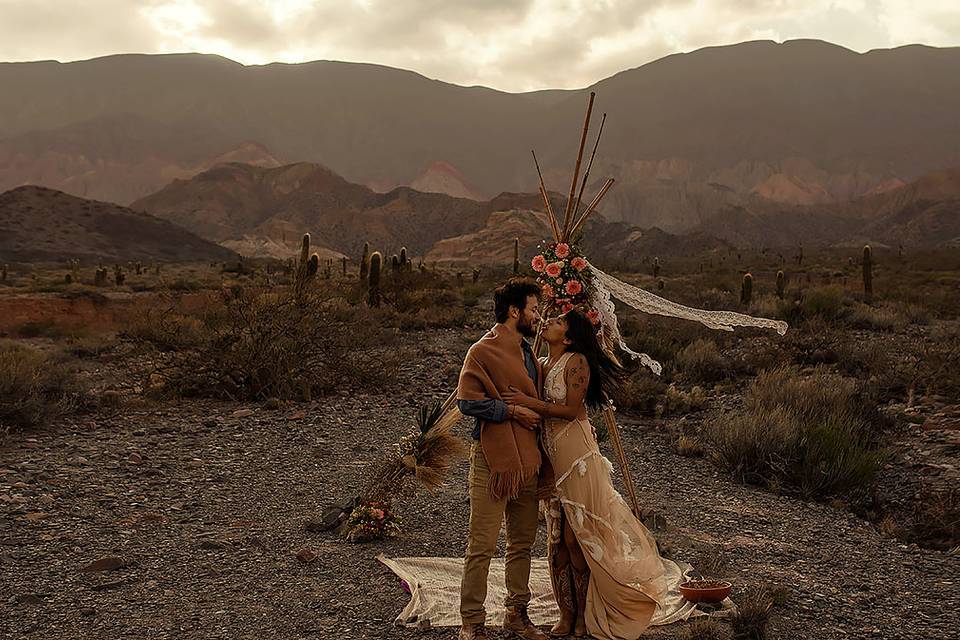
[675,339,728,383]
[681,617,732,640]
[706,367,887,498]
[673,433,705,457]
[902,487,960,551]
[914,323,960,397]
[660,384,708,417]
[0,341,83,434]
[125,285,403,400]
[729,585,774,640]
[846,304,907,332]
[800,285,846,321]
[615,374,666,415]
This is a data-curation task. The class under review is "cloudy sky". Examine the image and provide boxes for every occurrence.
[1,0,958,91]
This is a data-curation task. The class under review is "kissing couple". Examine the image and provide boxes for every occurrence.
[456,277,668,640]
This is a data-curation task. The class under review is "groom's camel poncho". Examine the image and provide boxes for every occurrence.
[457,323,554,501]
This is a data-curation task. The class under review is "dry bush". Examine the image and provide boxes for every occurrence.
[675,339,728,384]
[681,617,732,640]
[706,367,887,498]
[125,285,404,400]
[615,374,666,415]
[903,487,960,551]
[674,433,705,458]
[660,384,708,417]
[729,585,774,640]
[0,341,83,434]
[914,323,960,397]
[799,285,847,321]
[846,304,907,332]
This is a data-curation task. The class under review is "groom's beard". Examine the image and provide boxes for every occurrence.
[517,317,538,338]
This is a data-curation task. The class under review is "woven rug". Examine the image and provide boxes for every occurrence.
[378,554,736,630]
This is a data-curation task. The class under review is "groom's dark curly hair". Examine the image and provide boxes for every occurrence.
[493,277,541,323]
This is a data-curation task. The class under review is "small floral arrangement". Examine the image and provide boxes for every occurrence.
[344,500,401,543]
[530,241,600,326]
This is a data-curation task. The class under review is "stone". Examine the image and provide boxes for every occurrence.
[81,556,125,572]
[231,409,254,418]
[128,452,143,464]
[295,548,318,563]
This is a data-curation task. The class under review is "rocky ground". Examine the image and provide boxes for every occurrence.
[2,320,959,640]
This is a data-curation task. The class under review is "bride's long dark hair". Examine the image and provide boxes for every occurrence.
[562,309,628,409]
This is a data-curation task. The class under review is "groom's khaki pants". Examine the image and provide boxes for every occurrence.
[460,441,540,625]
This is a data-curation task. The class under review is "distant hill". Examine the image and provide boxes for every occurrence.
[131,162,551,259]
[0,186,237,262]
[2,40,959,229]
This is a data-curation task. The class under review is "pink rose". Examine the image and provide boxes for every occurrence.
[586,309,600,325]
[531,255,547,273]
[565,280,583,296]
[555,243,571,259]
[555,278,563,285]
[545,262,562,278]
[541,284,555,299]
[571,257,587,271]
[562,303,574,314]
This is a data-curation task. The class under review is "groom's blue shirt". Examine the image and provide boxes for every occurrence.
[457,337,538,441]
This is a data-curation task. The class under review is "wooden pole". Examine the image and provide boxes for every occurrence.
[561,92,596,241]
[601,401,642,519]
[572,112,607,232]
[570,178,615,238]
[532,150,561,241]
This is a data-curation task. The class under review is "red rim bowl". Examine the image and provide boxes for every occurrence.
[679,580,732,603]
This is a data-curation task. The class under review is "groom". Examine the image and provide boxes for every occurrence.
[456,277,552,640]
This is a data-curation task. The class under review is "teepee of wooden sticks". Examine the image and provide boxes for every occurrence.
[529,91,645,521]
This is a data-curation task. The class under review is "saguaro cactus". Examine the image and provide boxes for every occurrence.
[391,254,400,274]
[368,252,382,307]
[740,273,753,306]
[776,270,786,300]
[1,264,7,283]
[652,257,661,278]
[342,256,347,276]
[400,247,407,271]
[113,264,125,286]
[513,238,520,274]
[863,245,873,304]
[360,242,370,282]
[472,268,480,283]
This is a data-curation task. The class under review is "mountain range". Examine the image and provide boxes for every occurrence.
[3,39,960,234]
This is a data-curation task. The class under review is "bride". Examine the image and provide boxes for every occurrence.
[503,309,668,640]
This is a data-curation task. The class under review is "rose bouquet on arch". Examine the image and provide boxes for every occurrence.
[530,241,601,327]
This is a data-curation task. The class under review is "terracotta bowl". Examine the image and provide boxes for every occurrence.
[679,579,732,603]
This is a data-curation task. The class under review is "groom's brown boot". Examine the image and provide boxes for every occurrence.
[458,622,488,639]
[571,565,590,637]
[503,604,548,640]
[549,565,575,636]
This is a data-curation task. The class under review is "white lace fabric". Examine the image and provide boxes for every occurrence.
[587,261,788,374]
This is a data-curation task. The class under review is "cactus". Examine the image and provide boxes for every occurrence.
[863,244,873,304]
[368,252,382,307]
[776,270,786,299]
[135,261,142,275]
[65,274,72,284]
[797,245,804,266]
[300,233,311,266]
[472,268,480,283]
[513,238,520,274]
[94,266,107,287]
[113,264,125,286]
[457,272,464,287]
[1,263,7,283]
[740,273,753,306]
[400,247,407,270]
[652,257,660,278]
[657,279,664,291]
[391,254,400,274]
[307,253,320,279]
[360,242,370,282]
